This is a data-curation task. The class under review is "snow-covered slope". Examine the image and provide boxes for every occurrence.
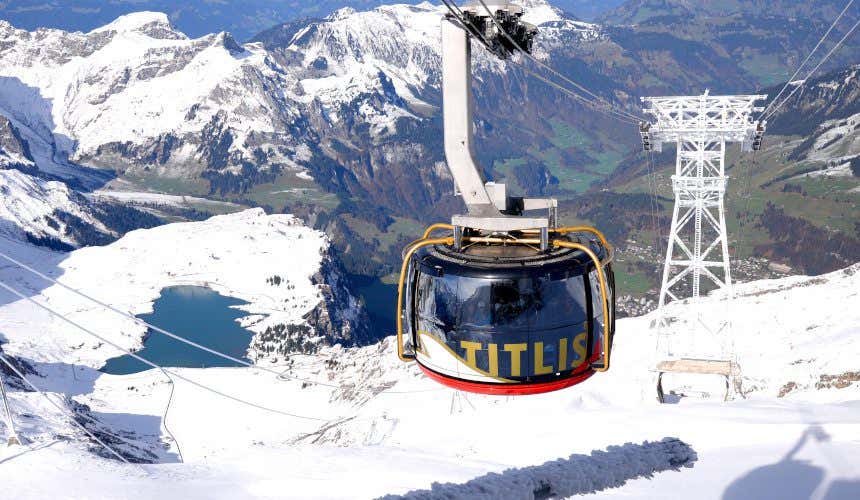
[1,250,858,497]
[0,169,106,246]
[0,110,111,248]
[0,103,162,251]
[0,208,366,368]
[768,65,860,165]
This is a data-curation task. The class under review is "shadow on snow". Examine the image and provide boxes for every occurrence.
[723,425,860,500]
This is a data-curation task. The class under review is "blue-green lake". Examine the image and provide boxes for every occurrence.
[101,286,253,375]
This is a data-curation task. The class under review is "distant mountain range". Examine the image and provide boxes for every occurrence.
[0,0,857,298]
[0,0,626,40]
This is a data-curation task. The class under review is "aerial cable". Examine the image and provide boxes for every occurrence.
[0,251,442,397]
[440,0,639,124]
[0,351,131,463]
[440,0,491,48]
[0,250,340,389]
[157,367,184,462]
[761,0,855,117]
[645,149,662,245]
[473,0,645,123]
[763,16,860,121]
[0,279,334,422]
[516,64,639,125]
[475,0,643,121]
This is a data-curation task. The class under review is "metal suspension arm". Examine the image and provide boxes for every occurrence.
[441,17,497,216]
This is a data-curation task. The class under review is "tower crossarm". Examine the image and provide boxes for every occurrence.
[641,92,767,151]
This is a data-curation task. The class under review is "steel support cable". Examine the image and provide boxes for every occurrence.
[517,64,639,125]
[736,150,759,271]
[474,0,645,123]
[761,0,856,117]
[0,250,342,389]
[0,351,130,463]
[0,279,334,422]
[157,368,184,463]
[441,0,638,125]
[0,251,442,396]
[763,17,860,121]
[440,0,492,49]
[645,150,662,248]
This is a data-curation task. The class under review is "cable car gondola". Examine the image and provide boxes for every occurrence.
[393,2,615,395]
[397,225,615,395]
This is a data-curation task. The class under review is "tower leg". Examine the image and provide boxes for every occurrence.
[656,193,681,324]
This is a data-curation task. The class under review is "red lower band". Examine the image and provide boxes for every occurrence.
[417,363,596,395]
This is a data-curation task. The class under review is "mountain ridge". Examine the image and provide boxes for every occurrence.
[0,0,857,308]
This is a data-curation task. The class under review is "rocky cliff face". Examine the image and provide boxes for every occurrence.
[0,115,36,174]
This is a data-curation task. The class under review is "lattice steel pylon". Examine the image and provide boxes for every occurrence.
[640,91,766,341]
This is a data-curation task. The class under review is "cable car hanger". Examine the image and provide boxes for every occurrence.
[394,2,616,395]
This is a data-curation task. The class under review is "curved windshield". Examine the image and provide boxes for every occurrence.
[416,272,589,332]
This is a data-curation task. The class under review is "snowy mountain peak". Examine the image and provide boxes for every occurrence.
[515,0,564,23]
[328,6,358,21]
[90,11,182,39]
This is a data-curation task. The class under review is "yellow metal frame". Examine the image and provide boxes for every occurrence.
[422,223,454,239]
[395,224,613,372]
[553,226,612,255]
[552,240,612,372]
[396,236,454,361]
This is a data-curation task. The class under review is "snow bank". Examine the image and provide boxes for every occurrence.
[384,438,696,499]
